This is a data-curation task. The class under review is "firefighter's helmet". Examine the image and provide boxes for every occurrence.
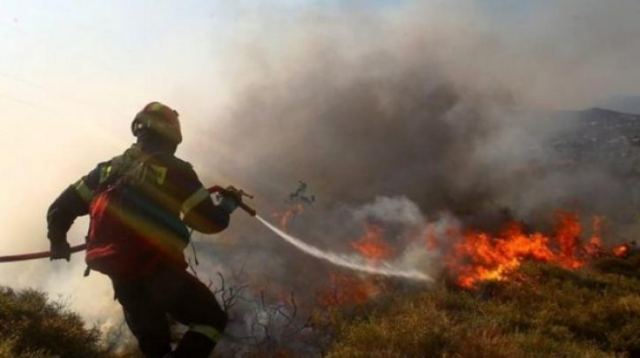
[131,102,182,144]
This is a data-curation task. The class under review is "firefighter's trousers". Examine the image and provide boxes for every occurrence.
[112,264,228,358]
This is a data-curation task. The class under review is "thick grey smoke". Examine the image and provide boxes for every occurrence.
[181,0,640,312]
[199,0,640,221]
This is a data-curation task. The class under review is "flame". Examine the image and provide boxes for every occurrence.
[445,212,604,289]
[554,212,583,269]
[584,236,604,257]
[273,204,304,230]
[424,225,439,251]
[584,216,604,257]
[272,202,624,298]
[318,224,393,306]
[612,243,630,258]
[351,223,393,262]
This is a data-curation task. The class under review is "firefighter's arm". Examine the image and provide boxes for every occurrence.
[182,191,232,234]
[46,164,102,260]
[177,166,236,234]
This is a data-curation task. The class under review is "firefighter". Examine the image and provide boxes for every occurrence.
[47,102,238,357]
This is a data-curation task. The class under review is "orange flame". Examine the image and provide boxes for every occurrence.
[612,243,630,258]
[584,216,604,257]
[584,236,604,257]
[554,212,583,269]
[445,212,604,289]
[424,225,439,251]
[273,204,304,230]
[315,224,393,307]
[351,223,393,262]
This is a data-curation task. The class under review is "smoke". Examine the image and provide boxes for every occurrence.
[201,0,640,219]
[204,1,640,218]
[353,196,424,226]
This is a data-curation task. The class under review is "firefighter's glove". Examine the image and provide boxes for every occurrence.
[218,188,240,214]
[50,241,71,261]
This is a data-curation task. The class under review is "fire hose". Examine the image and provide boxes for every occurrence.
[0,243,87,263]
[0,185,256,263]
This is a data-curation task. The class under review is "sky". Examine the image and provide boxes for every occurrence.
[1,0,640,333]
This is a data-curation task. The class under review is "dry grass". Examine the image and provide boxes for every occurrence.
[326,254,640,358]
[2,254,639,357]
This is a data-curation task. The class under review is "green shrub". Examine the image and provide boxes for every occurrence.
[0,287,107,358]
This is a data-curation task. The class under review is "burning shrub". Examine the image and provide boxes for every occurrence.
[443,211,605,289]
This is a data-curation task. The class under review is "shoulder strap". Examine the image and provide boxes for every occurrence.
[96,146,157,193]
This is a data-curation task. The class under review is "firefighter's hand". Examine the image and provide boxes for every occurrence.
[50,241,71,261]
[219,187,240,214]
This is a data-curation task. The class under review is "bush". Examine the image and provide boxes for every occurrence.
[0,287,107,358]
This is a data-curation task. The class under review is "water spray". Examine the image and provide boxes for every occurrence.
[255,215,432,282]
[212,186,432,282]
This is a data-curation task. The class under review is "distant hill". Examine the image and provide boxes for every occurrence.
[596,95,640,115]
[550,107,640,175]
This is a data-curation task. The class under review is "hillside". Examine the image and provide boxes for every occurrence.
[598,95,640,115]
[326,254,640,357]
[3,256,638,357]
[552,108,640,173]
